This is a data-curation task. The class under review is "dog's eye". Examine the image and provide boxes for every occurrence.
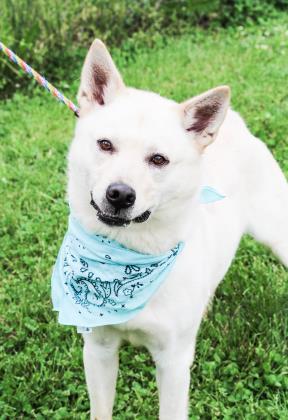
[149,154,169,167]
[97,139,114,152]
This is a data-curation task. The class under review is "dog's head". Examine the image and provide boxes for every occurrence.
[68,40,230,248]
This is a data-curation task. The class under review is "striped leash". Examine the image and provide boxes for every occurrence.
[0,41,79,117]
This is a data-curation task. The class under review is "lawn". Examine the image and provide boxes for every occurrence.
[0,14,287,419]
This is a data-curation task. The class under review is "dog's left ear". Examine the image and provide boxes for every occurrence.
[77,39,125,115]
[182,86,230,150]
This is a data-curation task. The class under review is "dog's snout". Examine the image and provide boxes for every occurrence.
[106,183,136,209]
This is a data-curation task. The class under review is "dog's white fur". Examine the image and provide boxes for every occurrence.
[67,40,288,419]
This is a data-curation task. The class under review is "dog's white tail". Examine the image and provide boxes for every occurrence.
[244,137,288,266]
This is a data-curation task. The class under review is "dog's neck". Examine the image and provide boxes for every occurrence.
[68,197,197,255]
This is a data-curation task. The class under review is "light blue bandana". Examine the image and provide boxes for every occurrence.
[199,186,225,204]
[51,186,224,330]
[52,216,184,329]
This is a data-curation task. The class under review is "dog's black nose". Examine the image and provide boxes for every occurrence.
[106,183,136,209]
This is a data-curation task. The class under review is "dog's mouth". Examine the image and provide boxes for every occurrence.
[90,194,151,227]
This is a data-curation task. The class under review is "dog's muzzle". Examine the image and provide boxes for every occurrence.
[90,193,151,227]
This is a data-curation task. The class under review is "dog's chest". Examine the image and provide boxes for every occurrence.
[110,203,243,346]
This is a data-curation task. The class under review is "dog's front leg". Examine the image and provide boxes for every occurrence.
[83,329,121,420]
[152,341,195,420]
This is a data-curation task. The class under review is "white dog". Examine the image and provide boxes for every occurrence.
[54,39,288,419]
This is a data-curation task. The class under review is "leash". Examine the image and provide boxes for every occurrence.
[0,41,79,117]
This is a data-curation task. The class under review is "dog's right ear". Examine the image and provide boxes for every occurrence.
[182,86,230,150]
[77,39,125,115]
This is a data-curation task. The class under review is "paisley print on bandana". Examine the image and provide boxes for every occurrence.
[52,216,184,328]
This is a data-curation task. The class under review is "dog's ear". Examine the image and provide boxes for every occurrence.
[182,86,230,150]
[77,39,125,114]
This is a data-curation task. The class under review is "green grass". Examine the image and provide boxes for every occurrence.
[0,14,288,419]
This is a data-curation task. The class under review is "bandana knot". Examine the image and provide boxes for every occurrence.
[51,186,225,330]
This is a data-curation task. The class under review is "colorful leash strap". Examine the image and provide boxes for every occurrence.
[0,41,79,117]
